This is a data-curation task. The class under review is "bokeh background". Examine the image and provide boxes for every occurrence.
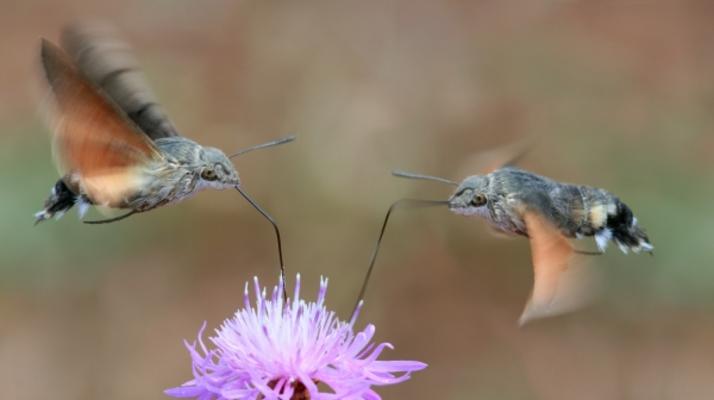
[2,1,714,399]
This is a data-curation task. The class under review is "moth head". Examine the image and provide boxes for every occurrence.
[199,147,240,189]
[448,175,490,216]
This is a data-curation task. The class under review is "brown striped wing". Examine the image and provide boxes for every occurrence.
[60,22,179,140]
[519,211,596,325]
[41,39,162,207]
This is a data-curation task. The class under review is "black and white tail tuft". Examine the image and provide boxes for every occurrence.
[607,200,653,254]
[34,180,78,225]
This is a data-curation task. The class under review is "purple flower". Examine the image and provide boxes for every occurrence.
[166,274,426,400]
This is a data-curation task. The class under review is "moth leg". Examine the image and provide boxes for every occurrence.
[84,210,137,224]
[574,249,604,256]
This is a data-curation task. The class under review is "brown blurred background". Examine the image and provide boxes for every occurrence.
[1,1,714,399]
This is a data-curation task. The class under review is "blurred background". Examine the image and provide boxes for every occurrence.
[1,1,714,399]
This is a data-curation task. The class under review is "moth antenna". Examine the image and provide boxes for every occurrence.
[392,170,458,186]
[351,198,449,319]
[235,186,287,301]
[229,135,296,159]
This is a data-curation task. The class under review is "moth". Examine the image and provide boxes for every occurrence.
[34,24,292,287]
[355,163,653,325]
[35,23,293,223]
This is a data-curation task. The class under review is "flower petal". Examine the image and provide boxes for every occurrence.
[165,275,426,400]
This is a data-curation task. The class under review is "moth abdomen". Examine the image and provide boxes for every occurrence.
[577,188,613,230]
[577,186,652,253]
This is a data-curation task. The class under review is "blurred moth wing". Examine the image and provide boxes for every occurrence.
[456,139,532,178]
[59,23,179,140]
[41,39,162,207]
[519,211,597,325]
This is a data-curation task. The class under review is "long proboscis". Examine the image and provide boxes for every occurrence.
[392,170,459,186]
[229,135,296,159]
[235,186,287,300]
[352,198,449,317]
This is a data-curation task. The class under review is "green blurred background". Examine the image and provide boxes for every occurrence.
[1,1,713,399]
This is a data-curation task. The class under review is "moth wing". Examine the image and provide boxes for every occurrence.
[519,211,597,325]
[457,139,532,177]
[41,39,162,207]
[60,22,179,140]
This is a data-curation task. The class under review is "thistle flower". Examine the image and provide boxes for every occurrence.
[166,274,426,400]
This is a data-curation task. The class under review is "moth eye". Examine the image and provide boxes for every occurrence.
[471,193,487,206]
[201,169,218,181]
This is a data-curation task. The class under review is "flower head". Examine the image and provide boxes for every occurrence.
[166,274,426,400]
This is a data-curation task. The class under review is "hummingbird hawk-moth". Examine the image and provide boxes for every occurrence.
[34,24,293,289]
[35,24,293,225]
[355,163,653,324]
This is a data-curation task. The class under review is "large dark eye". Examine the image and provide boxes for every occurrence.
[201,169,218,181]
[471,193,487,206]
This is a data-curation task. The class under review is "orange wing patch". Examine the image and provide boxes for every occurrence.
[519,211,596,325]
[41,39,161,207]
